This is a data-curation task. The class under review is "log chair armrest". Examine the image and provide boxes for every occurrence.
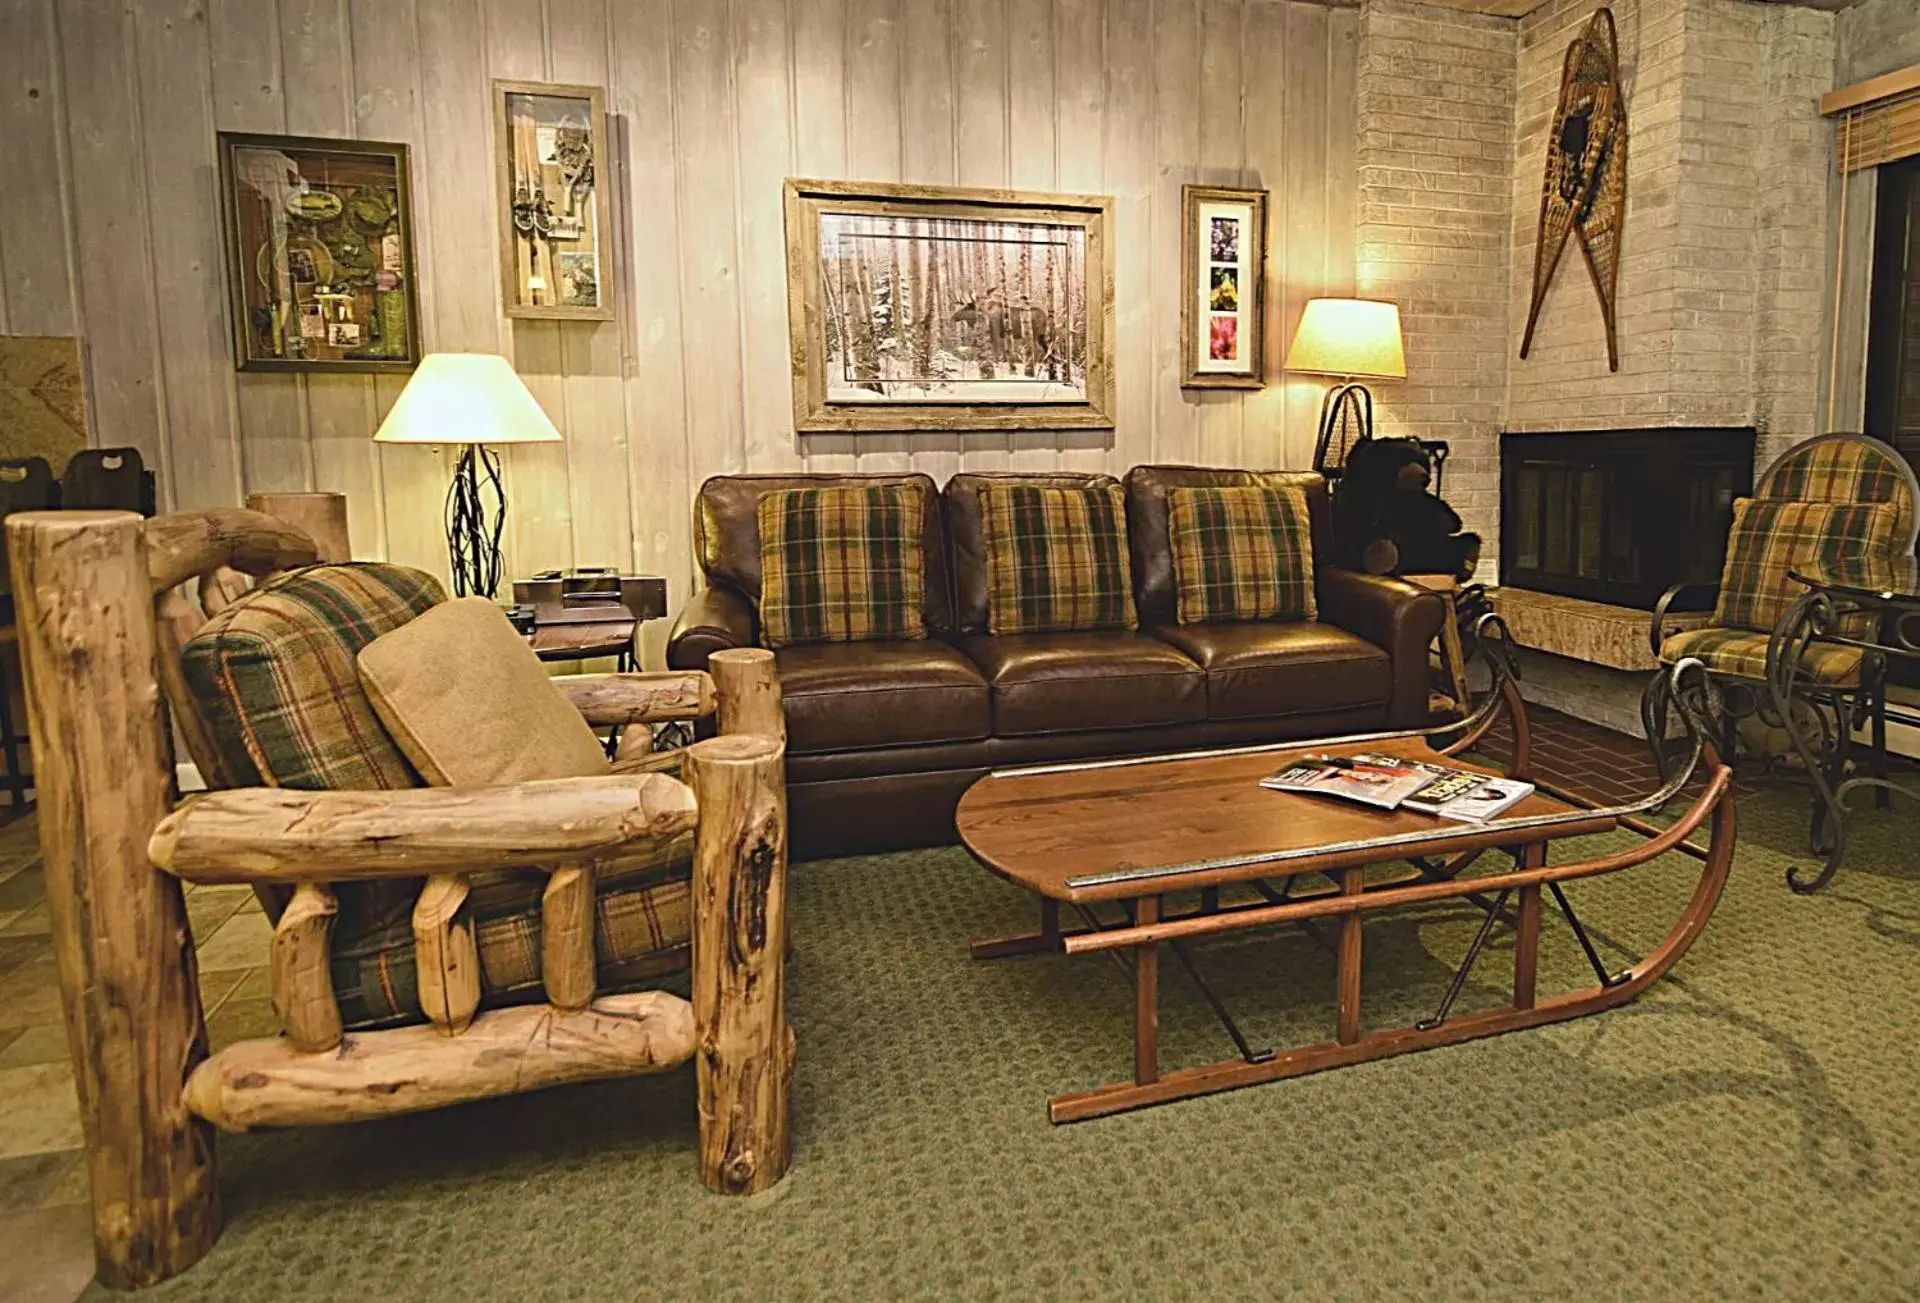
[1649,582,1719,659]
[555,670,718,726]
[1317,567,1447,728]
[149,775,698,884]
[144,508,319,594]
[667,587,758,670]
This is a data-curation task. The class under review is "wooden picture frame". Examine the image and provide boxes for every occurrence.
[1180,185,1268,389]
[784,178,1115,432]
[493,79,614,322]
[217,133,422,373]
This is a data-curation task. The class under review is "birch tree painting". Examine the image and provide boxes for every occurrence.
[818,213,1090,404]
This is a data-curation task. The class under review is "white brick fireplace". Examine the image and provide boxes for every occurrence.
[1353,0,1844,733]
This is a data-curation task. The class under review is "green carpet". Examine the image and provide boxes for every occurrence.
[118,786,1920,1301]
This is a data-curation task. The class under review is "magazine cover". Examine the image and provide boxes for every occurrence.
[1261,753,1442,810]
[1403,772,1535,822]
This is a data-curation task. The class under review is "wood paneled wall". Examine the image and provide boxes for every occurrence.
[0,0,1358,665]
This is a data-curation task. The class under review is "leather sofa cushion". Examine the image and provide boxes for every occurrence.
[1152,621,1390,722]
[958,631,1206,736]
[695,472,954,634]
[1126,466,1333,628]
[776,639,990,754]
[945,471,1122,634]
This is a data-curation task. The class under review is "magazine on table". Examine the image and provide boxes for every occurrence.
[1262,752,1534,823]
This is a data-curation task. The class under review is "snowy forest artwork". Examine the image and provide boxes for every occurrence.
[819,213,1089,405]
[786,179,1114,432]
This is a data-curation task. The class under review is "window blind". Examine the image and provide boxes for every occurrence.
[1823,67,1920,174]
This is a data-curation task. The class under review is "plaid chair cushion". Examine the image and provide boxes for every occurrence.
[1757,435,1915,546]
[181,563,691,1031]
[1167,485,1316,625]
[1660,627,1863,687]
[756,484,927,648]
[1714,498,1899,638]
[183,562,445,791]
[329,835,695,1029]
[980,483,1137,634]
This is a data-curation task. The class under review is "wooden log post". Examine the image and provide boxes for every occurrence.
[245,491,351,563]
[7,510,220,1287]
[710,648,784,741]
[683,733,791,1195]
[272,883,343,1052]
[542,864,598,1012]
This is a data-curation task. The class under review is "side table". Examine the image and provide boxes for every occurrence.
[528,618,638,671]
[1766,556,1920,892]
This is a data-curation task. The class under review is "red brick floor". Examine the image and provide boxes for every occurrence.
[1480,702,1774,809]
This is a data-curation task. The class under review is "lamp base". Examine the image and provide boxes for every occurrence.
[1312,382,1376,478]
[445,444,506,598]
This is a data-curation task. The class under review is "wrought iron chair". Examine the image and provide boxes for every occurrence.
[9,497,792,1288]
[1647,432,1919,841]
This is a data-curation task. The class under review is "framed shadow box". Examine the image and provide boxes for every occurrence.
[217,133,422,373]
[1181,185,1269,389]
[494,80,613,321]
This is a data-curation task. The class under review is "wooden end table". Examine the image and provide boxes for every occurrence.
[957,657,1738,1123]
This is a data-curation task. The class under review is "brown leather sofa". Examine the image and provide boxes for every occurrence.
[667,467,1445,859]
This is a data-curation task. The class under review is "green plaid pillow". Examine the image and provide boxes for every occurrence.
[1759,437,1913,544]
[1168,485,1316,624]
[1714,497,1898,637]
[980,483,1137,634]
[182,562,446,791]
[756,484,927,648]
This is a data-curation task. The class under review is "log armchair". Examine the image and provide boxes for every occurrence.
[9,499,792,1289]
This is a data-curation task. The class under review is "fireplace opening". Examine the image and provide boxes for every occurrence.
[1500,428,1755,611]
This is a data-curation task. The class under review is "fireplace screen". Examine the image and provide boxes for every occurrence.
[1500,428,1754,610]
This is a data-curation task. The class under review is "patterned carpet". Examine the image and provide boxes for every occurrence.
[114,784,1920,1301]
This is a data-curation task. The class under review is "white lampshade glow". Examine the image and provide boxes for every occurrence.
[1283,299,1407,380]
[373,352,562,446]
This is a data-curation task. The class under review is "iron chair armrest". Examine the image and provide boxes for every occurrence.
[1649,582,1719,660]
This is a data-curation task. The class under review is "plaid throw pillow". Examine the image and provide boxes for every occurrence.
[1168,485,1316,624]
[756,484,927,648]
[1760,438,1913,543]
[1714,497,1899,637]
[980,483,1137,634]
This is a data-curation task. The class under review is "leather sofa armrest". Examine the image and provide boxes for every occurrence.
[666,587,758,671]
[1318,567,1447,729]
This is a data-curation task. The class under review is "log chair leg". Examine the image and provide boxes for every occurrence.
[685,733,791,1195]
[8,510,220,1287]
[710,647,784,743]
[1336,868,1363,1045]
[1134,896,1160,1085]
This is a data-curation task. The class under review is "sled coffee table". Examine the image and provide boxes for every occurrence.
[956,685,1737,1124]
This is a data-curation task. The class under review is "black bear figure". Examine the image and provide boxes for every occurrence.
[1330,437,1481,580]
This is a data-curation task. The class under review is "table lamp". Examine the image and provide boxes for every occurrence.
[374,352,561,598]
[1284,298,1406,477]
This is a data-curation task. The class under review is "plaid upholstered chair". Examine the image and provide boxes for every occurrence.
[1648,433,1919,833]
[8,498,792,1288]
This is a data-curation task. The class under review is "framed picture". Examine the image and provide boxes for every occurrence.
[1181,185,1269,389]
[217,133,421,373]
[494,80,613,321]
[784,178,1115,432]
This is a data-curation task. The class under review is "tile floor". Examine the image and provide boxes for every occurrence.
[0,813,277,1302]
[0,704,1812,1298]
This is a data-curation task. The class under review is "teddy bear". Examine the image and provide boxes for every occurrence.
[1329,436,1481,580]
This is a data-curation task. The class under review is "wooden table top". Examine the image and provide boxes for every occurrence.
[955,735,1616,904]
[527,618,636,661]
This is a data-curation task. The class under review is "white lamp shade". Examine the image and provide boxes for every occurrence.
[1283,299,1407,380]
[373,353,562,445]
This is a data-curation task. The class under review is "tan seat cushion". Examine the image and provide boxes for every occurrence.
[358,597,611,785]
